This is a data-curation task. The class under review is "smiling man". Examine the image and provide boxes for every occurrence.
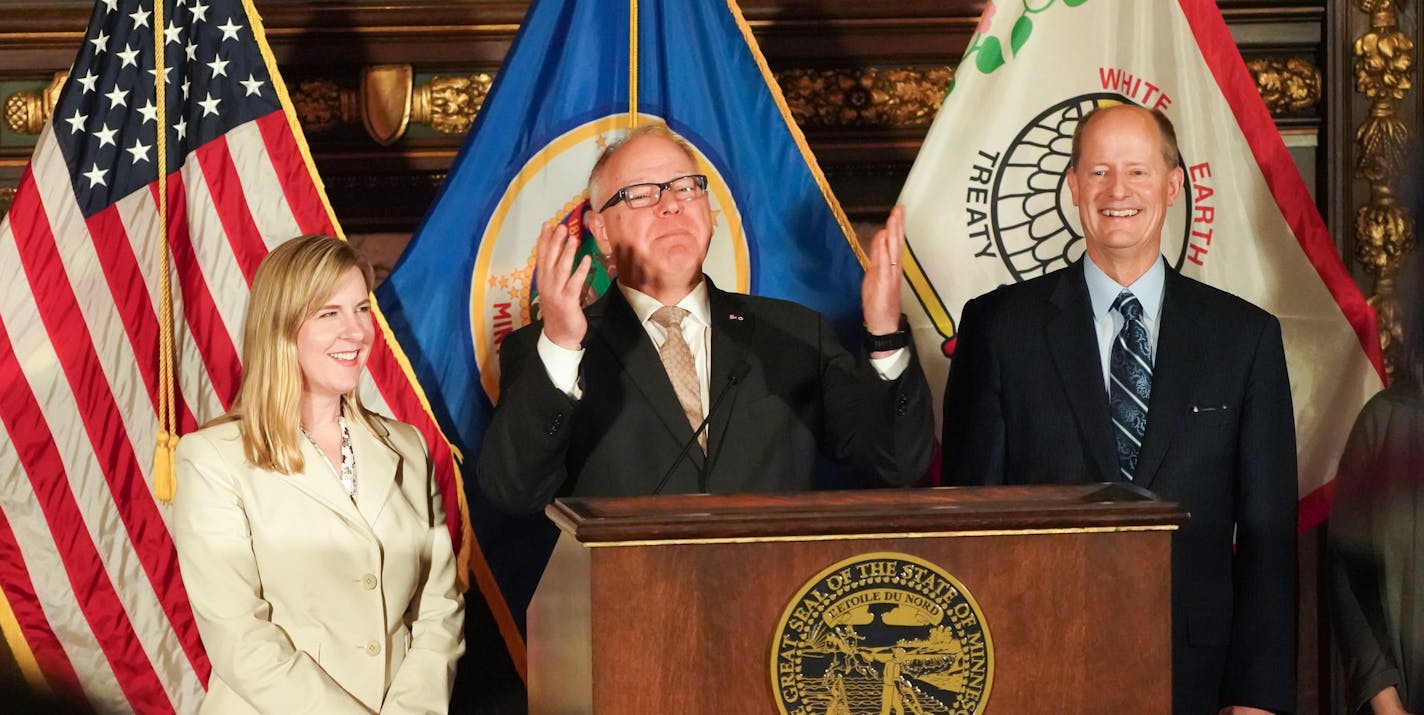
[477,124,934,512]
[941,105,1298,715]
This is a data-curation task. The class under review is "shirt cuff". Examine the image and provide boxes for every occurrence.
[870,348,910,381]
[537,331,584,400]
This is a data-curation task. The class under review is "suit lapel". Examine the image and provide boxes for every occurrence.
[705,284,751,474]
[1134,269,1204,489]
[349,415,397,526]
[593,287,706,470]
[1044,261,1121,480]
[293,437,369,530]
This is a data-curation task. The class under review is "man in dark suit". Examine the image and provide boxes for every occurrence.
[942,105,1297,715]
[479,124,933,513]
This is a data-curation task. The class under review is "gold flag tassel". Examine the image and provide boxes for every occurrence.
[151,0,180,502]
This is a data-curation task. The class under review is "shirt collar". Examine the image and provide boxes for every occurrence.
[1083,255,1165,322]
[618,278,711,328]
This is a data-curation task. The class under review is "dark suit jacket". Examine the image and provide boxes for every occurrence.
[478,279,935,513]
[1327,384,1424,714]
[942,259,1297,715]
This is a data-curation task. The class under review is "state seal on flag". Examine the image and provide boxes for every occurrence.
[469,115,751,401]
[771,553,993,715]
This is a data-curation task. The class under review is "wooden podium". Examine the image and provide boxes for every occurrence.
[527,484,1187,714]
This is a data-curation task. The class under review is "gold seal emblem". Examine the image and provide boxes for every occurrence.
[771,552,993,715]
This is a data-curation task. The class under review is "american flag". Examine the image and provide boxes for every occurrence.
[0,0,476,711]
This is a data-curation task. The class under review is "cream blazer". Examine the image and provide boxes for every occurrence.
[173,412,465,714]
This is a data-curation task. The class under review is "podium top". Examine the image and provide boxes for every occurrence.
[546,483,1188,545]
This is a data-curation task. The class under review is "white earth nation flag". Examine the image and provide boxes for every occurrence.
[898,0,1383,527]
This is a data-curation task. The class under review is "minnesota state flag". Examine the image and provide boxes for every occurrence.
[375,0,866,704]
[898,0,1384,528]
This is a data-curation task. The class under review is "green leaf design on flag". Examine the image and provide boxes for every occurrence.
[1010,15,1033,54]
[960,0,1089,77]
[976,36,1006,73]
[962,0,1093,76]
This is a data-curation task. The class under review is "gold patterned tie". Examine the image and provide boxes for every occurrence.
[650,305,705,451]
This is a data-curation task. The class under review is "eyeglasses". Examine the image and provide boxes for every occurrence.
[598,174,708,211]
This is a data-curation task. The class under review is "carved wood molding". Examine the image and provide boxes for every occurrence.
[411,73,494,136]
[1351,0,1416,376]
[5,58,1323,141]
[775,66,955,128]
[1244,57,1322,116]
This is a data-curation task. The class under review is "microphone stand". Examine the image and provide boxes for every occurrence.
[651,361,748,495]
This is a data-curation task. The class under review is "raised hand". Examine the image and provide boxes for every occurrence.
[862,204,907,338]
[535,221,592,350]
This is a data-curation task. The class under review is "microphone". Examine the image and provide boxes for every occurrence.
[651,360,750,496]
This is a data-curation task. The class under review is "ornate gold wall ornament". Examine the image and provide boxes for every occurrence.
[1354,30,1415,101]
[3,72,69,136]
[1354,197,1414,372]
[1351,0,1417,378]
[288,79,359,134]
[1354,198,1414,273]
[1,186,16,217]
[1354,115,1410,184]
[776,67,954,129]
[1244,58,1321,115]
[362,65,414,146]
[412,73,494,136]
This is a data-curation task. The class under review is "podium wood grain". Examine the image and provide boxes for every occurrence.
[527,484,1186,714]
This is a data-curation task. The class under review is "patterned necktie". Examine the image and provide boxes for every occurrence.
[651,305,705,451]
[1109,290,1153,480]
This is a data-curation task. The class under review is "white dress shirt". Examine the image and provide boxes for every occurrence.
[535,279,910,406]
[1083,256,1165,396]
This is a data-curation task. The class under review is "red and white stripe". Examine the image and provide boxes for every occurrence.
[0,104,466,711]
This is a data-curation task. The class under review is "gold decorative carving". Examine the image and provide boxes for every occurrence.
[1355,115,1410,185]
[289,79,360,134]
[1,186,16,218]
[1355,29,1415,101]
[1244,58,1321,115]
[362,65,414,146]
[412,73,494,136]
[3,73,69,136]
[1355,198,1414,273]
[776,67,954,128]
[1352,0,1417,377]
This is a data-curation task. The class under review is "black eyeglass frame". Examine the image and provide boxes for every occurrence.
[597,174,709,212]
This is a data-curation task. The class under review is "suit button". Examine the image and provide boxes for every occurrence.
[364,640,381,656]
[361,573,378,590]
[896,396,908,416]
[547,412,564,435]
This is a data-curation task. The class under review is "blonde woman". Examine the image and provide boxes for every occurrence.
[173,235,464,714]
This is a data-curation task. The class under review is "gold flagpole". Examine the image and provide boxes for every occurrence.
[628,0,638,127]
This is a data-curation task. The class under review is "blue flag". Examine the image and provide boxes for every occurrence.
[376,0,864,697]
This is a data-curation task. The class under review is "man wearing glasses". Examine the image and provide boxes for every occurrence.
[478,124,933,512]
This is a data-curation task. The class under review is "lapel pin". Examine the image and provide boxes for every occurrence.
[728,313,744,321]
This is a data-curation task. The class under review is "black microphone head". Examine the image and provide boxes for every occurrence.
[730,360,751,384]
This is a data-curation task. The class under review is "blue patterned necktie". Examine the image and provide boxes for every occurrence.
[1109,291,1153,480]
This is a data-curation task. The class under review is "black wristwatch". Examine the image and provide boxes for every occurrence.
[864,318,910,352]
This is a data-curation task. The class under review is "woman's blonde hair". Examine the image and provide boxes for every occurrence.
[220,235,380,473]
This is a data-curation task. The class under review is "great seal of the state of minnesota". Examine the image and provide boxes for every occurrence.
[771,552,993,715]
